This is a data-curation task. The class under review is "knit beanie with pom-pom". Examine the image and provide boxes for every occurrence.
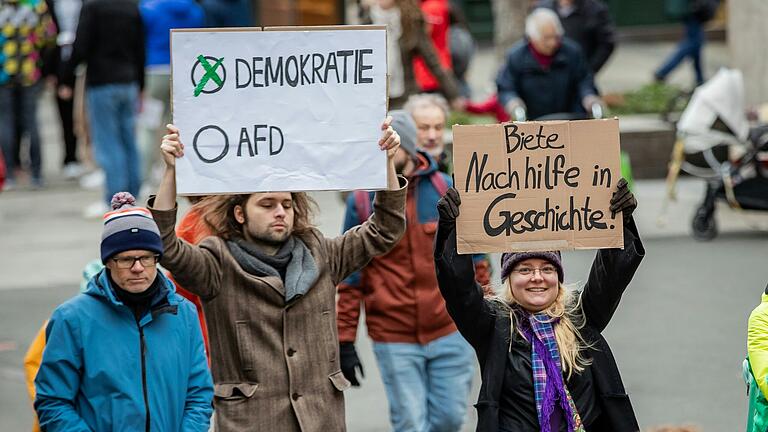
[100,192,163,263]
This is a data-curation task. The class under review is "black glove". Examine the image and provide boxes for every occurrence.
[610,178,637,223]
[437,187,461,225]
[339,342,364,387]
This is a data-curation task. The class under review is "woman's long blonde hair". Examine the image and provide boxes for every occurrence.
[491,281,592,379]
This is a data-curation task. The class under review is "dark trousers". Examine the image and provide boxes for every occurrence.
[0,83,43,181]
[57,92,78,165]
[12,86,22,168]
[655,17,705,85]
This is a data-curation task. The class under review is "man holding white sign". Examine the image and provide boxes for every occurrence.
[148,118,406,431]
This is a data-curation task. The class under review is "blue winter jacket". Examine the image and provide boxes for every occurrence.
[34,269,213,431]
[140,0,205,67]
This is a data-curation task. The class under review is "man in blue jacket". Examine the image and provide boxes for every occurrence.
[34,192,214,432]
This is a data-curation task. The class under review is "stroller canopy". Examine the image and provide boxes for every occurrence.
[677,68,750,153]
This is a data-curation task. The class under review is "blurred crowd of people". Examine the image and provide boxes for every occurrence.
[0,0,720,203]
[0,0,253,215]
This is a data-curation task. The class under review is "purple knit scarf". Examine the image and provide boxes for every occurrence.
[516,308,578,432]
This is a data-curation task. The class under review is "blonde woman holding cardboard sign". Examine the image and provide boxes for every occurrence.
[433,179,643,432]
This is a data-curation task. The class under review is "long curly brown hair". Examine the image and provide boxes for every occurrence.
[192,192,318,241]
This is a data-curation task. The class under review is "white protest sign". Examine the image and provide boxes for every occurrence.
[171,26,387,195]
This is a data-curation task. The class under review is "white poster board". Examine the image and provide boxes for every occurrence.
[171,26,388,195]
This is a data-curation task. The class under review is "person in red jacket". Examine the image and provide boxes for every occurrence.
[413,0,452,93]
[337,110,490,432]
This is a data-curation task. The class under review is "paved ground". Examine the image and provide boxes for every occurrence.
[2,39,766,431]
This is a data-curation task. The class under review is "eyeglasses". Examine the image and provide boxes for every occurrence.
[112,255,160,269]
[511,266,557,277]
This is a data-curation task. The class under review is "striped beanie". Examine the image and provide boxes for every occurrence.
[100,192,163,264]
[500,251,564,282]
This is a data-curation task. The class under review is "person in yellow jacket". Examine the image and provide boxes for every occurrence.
[23,259,103,432]
[746,282,768,432]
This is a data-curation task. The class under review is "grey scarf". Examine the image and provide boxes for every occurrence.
[227,236,318,303]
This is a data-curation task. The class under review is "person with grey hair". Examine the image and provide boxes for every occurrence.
[536,0,616,74]
[496,8,602,121]
[404,93,452,173]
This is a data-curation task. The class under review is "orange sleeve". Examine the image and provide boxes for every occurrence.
[168,207,212,362]
[25,321,47,432]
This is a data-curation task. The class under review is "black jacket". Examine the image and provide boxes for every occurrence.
[539,0,616,74]
[63,0,145,89]
[496,39,595,120]
[433,218,645,432]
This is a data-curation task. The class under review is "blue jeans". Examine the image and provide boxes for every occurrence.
[0,83,43,182]
[655,17,705,85]
[372,332,476,432]
[86,83,141,203]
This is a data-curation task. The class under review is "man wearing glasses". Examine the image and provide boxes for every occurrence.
[34,192,214,432]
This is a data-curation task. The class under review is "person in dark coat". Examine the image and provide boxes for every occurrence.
[59,0,146,215]
[537,0,616,74]
[433,178,644,432]
[496,8,600,120]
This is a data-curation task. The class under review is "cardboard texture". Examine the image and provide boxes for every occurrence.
[452,119,624,254]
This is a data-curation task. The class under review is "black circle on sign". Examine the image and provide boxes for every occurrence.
[190,56,227,95]
[193,125,229,163]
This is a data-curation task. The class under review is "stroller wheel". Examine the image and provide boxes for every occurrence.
[691,207,718,241]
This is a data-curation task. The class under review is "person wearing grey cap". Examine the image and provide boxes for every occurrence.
[434,179,644,432]
[337,110,491,432]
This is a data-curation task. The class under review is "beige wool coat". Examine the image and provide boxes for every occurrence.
[149,184,406,432]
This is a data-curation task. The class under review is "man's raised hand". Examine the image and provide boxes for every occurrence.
[379,116,401,159]
[160,124,184,168]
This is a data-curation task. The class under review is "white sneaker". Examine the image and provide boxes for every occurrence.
[79,170,105,190]
[83,201,109,219]
[63,162,85,180]
[2,179,16,192]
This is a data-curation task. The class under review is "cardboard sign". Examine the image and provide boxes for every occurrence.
[170,26,387,195]
[452,119,624,254]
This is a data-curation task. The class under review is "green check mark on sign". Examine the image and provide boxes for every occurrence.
[194,55,225,97]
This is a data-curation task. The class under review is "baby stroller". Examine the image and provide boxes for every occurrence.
[663,68,768,240]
